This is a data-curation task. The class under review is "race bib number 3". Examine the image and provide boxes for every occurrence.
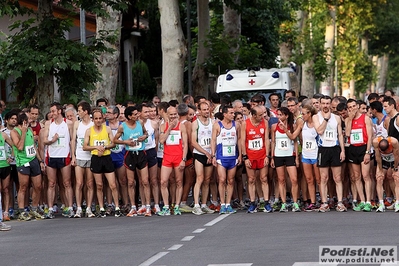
[222,145,236,157]
[248,138,263,151]
[350,129,364,144]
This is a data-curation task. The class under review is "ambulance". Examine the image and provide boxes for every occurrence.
[216,67,299,107]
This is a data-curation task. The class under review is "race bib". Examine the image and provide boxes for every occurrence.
[94,139,107,147]
[166,130,180,145]
[77,138,84,148]
[53,135,66,147]
[350,129,364,144]
[158,142,164,151]
[199,137,211,149]
[0,147,6,160]
[25,145,36,158]
[128,138,142,151]
[222,145,236,157]
[248,138,263,151]
[276,139,289,150]
[324,130,335,141]
[382,153,394,162]
[304,139,316,151]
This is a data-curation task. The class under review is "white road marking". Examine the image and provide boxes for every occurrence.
[168,244,183,251]
[181,236,195,241]
[208,264,253,266]
[192,228,206,233]
[204,214,231,226]
[138,252,169,266]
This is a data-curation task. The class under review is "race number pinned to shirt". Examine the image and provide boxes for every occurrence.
[350,129,364,144]
[25,145,36,158]
[166,130,181,145]
[276,139,289,150]
[0,147,6,160]
[128,138,142,151]
[53,135,66,147]
[94,140,107,147]
[324,129,335,141]
[77,138,84,148]
[199,137,211,149]
[248,138,263,151]
[304,139,316,151]
[222,145,236,157]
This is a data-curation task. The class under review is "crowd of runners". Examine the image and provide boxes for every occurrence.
[1,89,399,231]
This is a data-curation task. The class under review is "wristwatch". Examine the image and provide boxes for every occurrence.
[324,118,329,122]
[393,167,398,172]
[365,150,372,154]
[182,157,187,162]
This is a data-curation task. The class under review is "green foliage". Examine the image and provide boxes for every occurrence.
[132,60,156,98]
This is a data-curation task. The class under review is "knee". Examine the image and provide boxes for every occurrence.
[247,177,256,185]
[175,180,183,188]
[127,180,136,187]
[96,184,103,191]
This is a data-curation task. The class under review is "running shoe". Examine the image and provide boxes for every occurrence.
[192,206,204,215]
[208,203,217,211]
[105,205,113,216]
[215,205,221,212]
[384,198,394,207]
[273,201,281,211]
[18,211,31,221]
[279,203,288,213]
[201,205,215,214]
[335,203,347,212]
[62,207,69,217]
[292,202,301,212]
[226,205,236,214]
[3,212,10,221]
[238,201,246,210]
[353,202,365,212]
[114,209,122,217]
[179,203,193,213]
[265,203,273,213]
[46,210,55,219]
[157,206,171,216]
[219,205,227,215]
[99,210,106,218]
[53,205,59,213]
[8,208,14,220]
[247,203,257,213]
[67,209,75,218]
[387,203,395,210]
[0,222,11,231]
[258,201,266,212]
[174,205,181,215]
[127,208,138,217]
[395,203,399,213]
[362,202,372,212]
[152,205,161,214]
[305,203,317,212]
[318,203,330,213]
[328,198,336,209]
[376,205,385,213]
[74,209,82,218]
[30,210,45,219]
[371,201,378,209]
[37,206,45,215]
[86,208,96,218]
[144,209,152,217]
[137,207,146,216]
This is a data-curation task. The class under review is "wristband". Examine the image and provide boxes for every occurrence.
[242,154,248,160]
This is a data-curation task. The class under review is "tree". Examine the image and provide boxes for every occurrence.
[158,0,187,101]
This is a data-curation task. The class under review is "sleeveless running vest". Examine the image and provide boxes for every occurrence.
[316,112,339,147]
[301,122,318,160]
[47,118,70,158]
[193,118,212,155]
[13,127,36,167]
[274,124,294,157]
[122,122,145,152]
[215,121,238,160]
[90,125,111,156]
[144,119,156,150]
[245,118,266,160]
[388,113,399,140]
[164,122,183,157]
[0,133,9,168]
[348,113,368,146]
[76,120,93,160]
[106,121,125,162]
[374,115,388,138]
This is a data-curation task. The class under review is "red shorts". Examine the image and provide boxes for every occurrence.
[185,158,193,167]
[162,154,182,168]
[248,158,265,170]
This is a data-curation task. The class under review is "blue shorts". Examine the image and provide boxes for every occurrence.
[302,158,317,165]
[112,159,124,169]
[216,158,237,170]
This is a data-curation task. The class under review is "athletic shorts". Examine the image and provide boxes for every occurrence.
[17,158,41,176]
[162,154,182,168]
[185,158,194,167]
[194,153,212,167]
[157,157,163,168]
[247,158,265,170]
[317,146,342,167]
[216,158,237,170]
[347,145,367,165]
[302,158,317,165]
[274,156,296,168]
[46,157,71,169]
[124,150,147,171]
[382,159,394,170]
[90,155,115,174]
[0,166,11,179]
[76,159,91,168]
[10,165,18,184]
[145,148,157,168]
[112,159,124,169]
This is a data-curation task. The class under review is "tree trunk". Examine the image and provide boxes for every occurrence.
[92,4,122,105]
[223,0,241,63]
[320,5,336,96]
[376,54,389,93]
[158,0,187,101]
[192,0,210,98]
[37,0,55,114]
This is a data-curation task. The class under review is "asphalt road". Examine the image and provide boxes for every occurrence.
[1,210,399,266]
